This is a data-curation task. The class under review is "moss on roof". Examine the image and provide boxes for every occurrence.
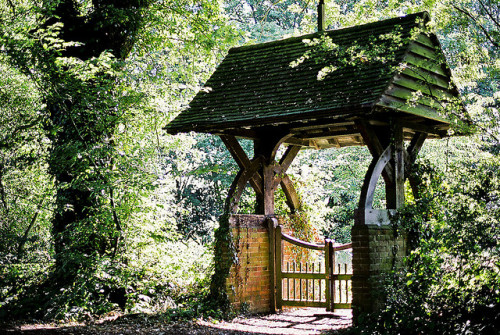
[166,12,455,135]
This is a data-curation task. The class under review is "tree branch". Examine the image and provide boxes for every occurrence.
[452,4,500,49]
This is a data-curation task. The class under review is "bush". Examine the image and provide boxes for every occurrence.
[357,159,500,334]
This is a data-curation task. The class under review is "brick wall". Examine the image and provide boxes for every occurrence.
[351,209,407,320]
[219,214,272,314]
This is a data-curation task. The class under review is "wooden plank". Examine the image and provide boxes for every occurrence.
[276,225,283,310]
[332,303,352,309]
[281,273,326,280]
[399,120,447,137]
[404,53,447,77]
[377,95,449,123]
[408,41,439,61]
[333,243,353,251]
[415,33,435,48]
[331,274,353,281]
[281,300,327,308]
[392,75,455,100]
[281,232,325,250]
[401,67,450,89]
[384,85,444,109]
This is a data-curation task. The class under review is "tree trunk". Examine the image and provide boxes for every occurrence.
[42,0,149,272]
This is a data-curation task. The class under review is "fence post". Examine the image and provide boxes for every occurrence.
[268,217,277,312]
[276,225,283,310]
[330,240,335,310]
[325,239,331,311]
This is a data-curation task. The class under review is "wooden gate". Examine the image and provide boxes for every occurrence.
[273,225,352,311]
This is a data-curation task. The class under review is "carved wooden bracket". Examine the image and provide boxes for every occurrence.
[356,120,427,210]
[220,134,301,215]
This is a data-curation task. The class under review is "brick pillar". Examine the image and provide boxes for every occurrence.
[214,214,272,314]
[351,209,407,321]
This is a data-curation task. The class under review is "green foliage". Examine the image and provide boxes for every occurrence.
[357,157,500,334]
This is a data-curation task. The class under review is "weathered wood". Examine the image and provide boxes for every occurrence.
[267,217,278,312]
[408,41,439,61]
[394,124,405,209]
[325,240,332,311]
[360,146,393,209]
[407,132,427,163]
[399,120,447,137]
[276,225,283,310]
[280,175,301,212]
[224,157,263,213]
[384,85,444,109]
[377,95,448,123]
[401,67,450,90]
[254,133,293,215]
[415,33,435,48]
[405,132,427,199]
[392,74,454,100]
[281,273,326,280]
[279,145,301,172]
[281,232,325,250]
[263,164,276,215]
[220,135,263,197]
[404,52,447,76]
[329,240,335,311]
[355,120,394,185]
[280,300,326,308]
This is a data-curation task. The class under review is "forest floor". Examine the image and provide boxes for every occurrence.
[1,308,352,335]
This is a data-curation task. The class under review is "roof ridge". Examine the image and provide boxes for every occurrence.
[230,11,429,54]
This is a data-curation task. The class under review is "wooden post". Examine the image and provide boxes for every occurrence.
[325,239,331,311]
[394,124,405,209]
[263,164,276,215]
[268,217,277,312]
[276,225,283,310]
[330,240,335,310]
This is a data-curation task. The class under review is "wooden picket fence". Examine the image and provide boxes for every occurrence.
[273,225,352,311]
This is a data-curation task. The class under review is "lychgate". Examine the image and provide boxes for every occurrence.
[165,11,465,322]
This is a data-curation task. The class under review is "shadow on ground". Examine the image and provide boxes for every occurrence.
[1,308,352,335]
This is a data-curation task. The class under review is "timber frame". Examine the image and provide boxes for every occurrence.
[218,116,429,217]
[165,12,467,316]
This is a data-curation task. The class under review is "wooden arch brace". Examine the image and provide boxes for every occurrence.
[220,134,301,214]
[356,120,428,210]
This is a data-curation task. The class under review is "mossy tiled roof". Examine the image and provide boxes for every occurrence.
[166,12,455,136]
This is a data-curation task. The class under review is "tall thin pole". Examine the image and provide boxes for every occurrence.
[318,0,326,31]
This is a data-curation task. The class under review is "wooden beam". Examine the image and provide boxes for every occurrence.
[220,135,263,197]
[280,175,301,212]
[407,132,427,163]
[394,124,405,209]
[355,119,394,185]
[279,145,301,174]
[224,157,264,213]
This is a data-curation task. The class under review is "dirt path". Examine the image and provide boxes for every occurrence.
[2,308,352,335]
